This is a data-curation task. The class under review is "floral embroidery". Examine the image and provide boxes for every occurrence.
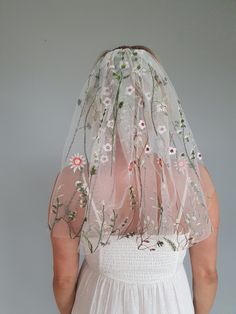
[197,152,202,160]
[184,134,190,142]
[75,180,82,187]
[190,149,196,160]
[100,154,109,163]
[108,62,115,69]
[156,102,167,112]
[103,97,112,107]
[103,143,112,151]
[138,119,146,129]
[145,144,151,153]
[137,98,144,107]
[129,185,136,210]
[102,86,110,97]
[69,153,86,172]
[128,160,137,171]
[134,131,143,145]
[126,85,135,95]
[48,47,213,254]
[93,151,99,164]
[120,60,129,69]
[107,119,114,128]
[169,147,176,155]
[174,158,188,174]
[89,165,96,175]
[157,125,167,134]
[76,181,88,208]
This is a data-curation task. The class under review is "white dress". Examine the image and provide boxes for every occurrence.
[71,235,195,314]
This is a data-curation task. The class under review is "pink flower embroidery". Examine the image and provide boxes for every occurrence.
[128,160,137,171]
[158,125,167,134]
[69,153,86,173]
[174,158,188,174]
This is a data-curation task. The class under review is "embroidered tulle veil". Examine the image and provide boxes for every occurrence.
[48,46,215,254]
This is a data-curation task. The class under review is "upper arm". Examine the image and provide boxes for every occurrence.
[48,167,86,279]
[189,166,220,276]
[50,235,80,280]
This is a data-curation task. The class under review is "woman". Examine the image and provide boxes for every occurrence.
[48,45,220,314]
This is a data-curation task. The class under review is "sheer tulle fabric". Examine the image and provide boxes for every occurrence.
[48,48,215,254]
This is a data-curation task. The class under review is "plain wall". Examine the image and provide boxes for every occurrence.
[0,0,235,313]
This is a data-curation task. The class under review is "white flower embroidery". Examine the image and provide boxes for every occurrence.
[138,119,146,129]
[103,97,111,107]
[75,180,87,190]
[197,152,202,160]
[169,147,177,155]
[145,144,151,153]
[157,125,167,134]
[69,153,86,173]
[103,143,112,152]
[100,155,109,163]
[108,63,115,69]
[107,119,114,128]
[136,66,148,75]
[102,86,110,97]
[126,85,135,95]
[184,135,189,142]
[93,151,99,163]
[134,131,143,144]
[156,102,167,112]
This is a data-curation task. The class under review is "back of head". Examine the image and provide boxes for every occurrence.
[94,44,161,65]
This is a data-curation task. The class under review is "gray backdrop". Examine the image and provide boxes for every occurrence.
[1,0,235,313]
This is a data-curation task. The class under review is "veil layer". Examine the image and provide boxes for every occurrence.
[48,47,215,254]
